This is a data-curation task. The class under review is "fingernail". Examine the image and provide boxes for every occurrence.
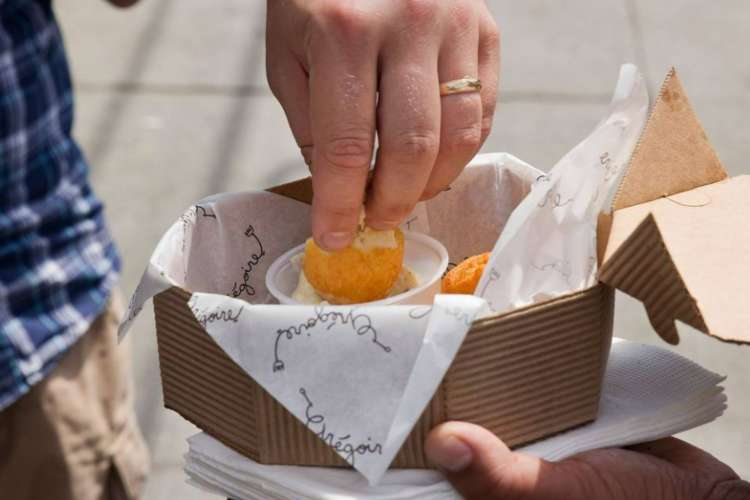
[426,434,473,472]
[321,232,353,251]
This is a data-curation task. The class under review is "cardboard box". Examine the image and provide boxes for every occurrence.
[155,282,612,467]
[151,68,747,469]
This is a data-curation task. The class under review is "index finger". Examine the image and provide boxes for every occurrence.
[308,13,379,251]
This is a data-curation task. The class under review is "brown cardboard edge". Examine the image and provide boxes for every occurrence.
[266,177,313,205]
[596,212,613,267]
[599,213,709,344]
[597,283,616,381]
[471,285,606,329]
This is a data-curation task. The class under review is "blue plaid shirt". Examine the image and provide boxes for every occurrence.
[0,0,120,410]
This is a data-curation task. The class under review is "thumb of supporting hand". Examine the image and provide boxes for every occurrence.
[425,422,570,500]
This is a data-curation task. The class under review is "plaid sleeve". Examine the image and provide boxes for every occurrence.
[0,0,121,410]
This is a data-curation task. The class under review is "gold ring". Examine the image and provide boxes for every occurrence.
[440,76,481,96]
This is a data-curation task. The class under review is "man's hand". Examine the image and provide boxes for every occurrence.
[266,0,499,250]
[425,422,750,500]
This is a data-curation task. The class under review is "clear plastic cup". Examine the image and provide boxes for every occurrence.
[265,231,449,306]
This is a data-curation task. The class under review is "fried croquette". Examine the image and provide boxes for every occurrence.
[441,252,490,294]
[302,226,405,304]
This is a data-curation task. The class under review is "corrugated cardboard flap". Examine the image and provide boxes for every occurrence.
[600,69,750,345]
[267,177,313,205]
[609,68,727,212]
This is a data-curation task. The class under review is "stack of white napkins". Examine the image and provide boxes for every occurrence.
[184,339,727,500]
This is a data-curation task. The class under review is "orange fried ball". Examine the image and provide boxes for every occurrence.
[303,227,405,304]
[441,252,490,294]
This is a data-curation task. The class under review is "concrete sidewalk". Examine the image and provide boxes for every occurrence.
[58,1,749,498]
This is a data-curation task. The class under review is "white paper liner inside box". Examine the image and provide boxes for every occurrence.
[119,64,650,485]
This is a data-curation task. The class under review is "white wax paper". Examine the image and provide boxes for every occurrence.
[475,64,650,313]
[188,292,485,484]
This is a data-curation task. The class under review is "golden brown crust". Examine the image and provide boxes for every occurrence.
[303,229,405,304]
[441,252,490,295]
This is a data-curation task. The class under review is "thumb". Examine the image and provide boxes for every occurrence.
[425,422,573,500]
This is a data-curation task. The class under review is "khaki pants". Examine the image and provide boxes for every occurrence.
[0,293,150,499]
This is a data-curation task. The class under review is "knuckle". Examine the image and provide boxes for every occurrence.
[315,187,364,218]
[403,0,440,23]
[448,1,475,32]
[390,131,439,163]
[482,20,501,48]
[319,199,361,219]
[444,124,482,154]
[372,200,413,224]
[316,1,372,39]
[322,131,373,170]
